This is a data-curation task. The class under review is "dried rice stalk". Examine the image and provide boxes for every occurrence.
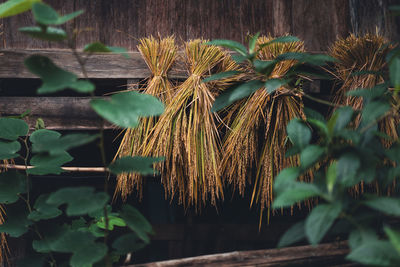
[330,33,399,194]
[142,40,238,209]
[221,35,306,219]
[114,36,177,200]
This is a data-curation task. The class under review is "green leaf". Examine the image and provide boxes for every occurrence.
[305,203,342,245]
[346,84,387,99]
[390,57,400,90]
[96,215,126,230]
[362,100,390,124]
[109,156,164,175]
[0,204,32,237]
[69,80,96,93]
[112,233,147,254]
[207,39,247,56]
[83,42,130,58]
[264,78,287,94]
[120,205,152,243]
[326,162,337,193]
[211,80,264,112]
[30,129,98,155]
[19,26,67,41]
[0,118,29,141]
[0,140,21,160]
[202,71,240,83]
[47,187,109,216]
[364,197,400,216]
[91,91,165,128]
[333,106,353,132]
[253,59,277,74]
[24,55,95,94]
[70,242,107,267]
[0,171,26,204]
[28,151,73,175]
[0,0,41,18]
[304,107,325,122]
[347,240,400,266]
[337,153,360,186]
[258,36,300,49]
[273,183,320,208]
[277,220,305,248]
[385,227,400,254]
[28,194,62,221]
[300,145,325,169]
[286,118,311,150]
[308,119,329,137]
[273,167,301,194]
[32,2,83,25]
[248,32,260,54]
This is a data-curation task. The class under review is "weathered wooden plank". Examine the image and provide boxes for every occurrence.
[0,49,186,79]
[272,0,293,36]
[130,242,352,267]
[0,96,109,130]
[292,0,350,51]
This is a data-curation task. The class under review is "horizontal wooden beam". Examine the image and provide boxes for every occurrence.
[0,96,111,130]
[130,242,352,267]
[0,49,186,79]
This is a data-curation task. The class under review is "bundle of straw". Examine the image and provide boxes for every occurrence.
[330,33,399,194]
[114,36,177,200]
[221,36,306,219]
[330,33,398,145]
[142,40,238,209]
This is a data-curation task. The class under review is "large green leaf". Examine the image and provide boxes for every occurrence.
[286,118,311,150]
[0,204,32,237]
[264,78,287,94]
[120,205,152,243]
[364,197,400,216]
[112,233,147,254]
[108,156,164,175]
[202,71,241,83]
[346,84,387,100]
[90,91,164,128]
[277,220,305,248]
[362,100,390,124]
[32,2,83,25]
[326,162,337,193]
[333,106,353,133]
[305,203,342,245]
[19,26,67,41]
[337,153,360,186]
[211,80,264,112]
[84,42,130,58]
[30,129,98,155]
[0,118,29,141]
[300,145,325,169]
[273,167,301,194]
[385,227,400,254]
[390,56,400,90]
[0,171,26,204]
[207,39,247,56]
[0,0,41,18]
[96,215,126,230]
[347,240,400,266]
[273,183,320,208]
[28,194,62,221]
[28,151,73,175]
[46,187,109,216]
[24,55,95,94]
[0,140,21,160]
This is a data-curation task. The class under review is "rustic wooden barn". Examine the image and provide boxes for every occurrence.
[0,0,399,265]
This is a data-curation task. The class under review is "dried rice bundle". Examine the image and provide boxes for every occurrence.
[142,40,237,209]
[114,36,177,200]
[221,35,306,218]
[330,33,399,147]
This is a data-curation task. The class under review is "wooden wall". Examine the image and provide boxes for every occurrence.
[1,0,399,52]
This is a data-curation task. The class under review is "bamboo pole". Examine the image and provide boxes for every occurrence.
[0,164,107,173]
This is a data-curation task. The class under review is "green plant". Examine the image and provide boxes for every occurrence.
[208,17,400,267]
[0,1,164,266]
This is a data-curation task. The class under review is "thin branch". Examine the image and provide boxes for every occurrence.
[0,164,108,173]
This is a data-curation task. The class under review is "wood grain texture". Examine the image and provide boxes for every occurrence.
[0,49,186,79]
[0,96,110,130]
[130,242,352,267]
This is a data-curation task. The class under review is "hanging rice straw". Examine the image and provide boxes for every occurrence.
[221,35,307,221]
[142,40,239,209]
[114,36,177,200]
[330,33,399,194]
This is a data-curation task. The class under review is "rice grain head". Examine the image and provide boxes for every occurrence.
[114,36,178,200]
